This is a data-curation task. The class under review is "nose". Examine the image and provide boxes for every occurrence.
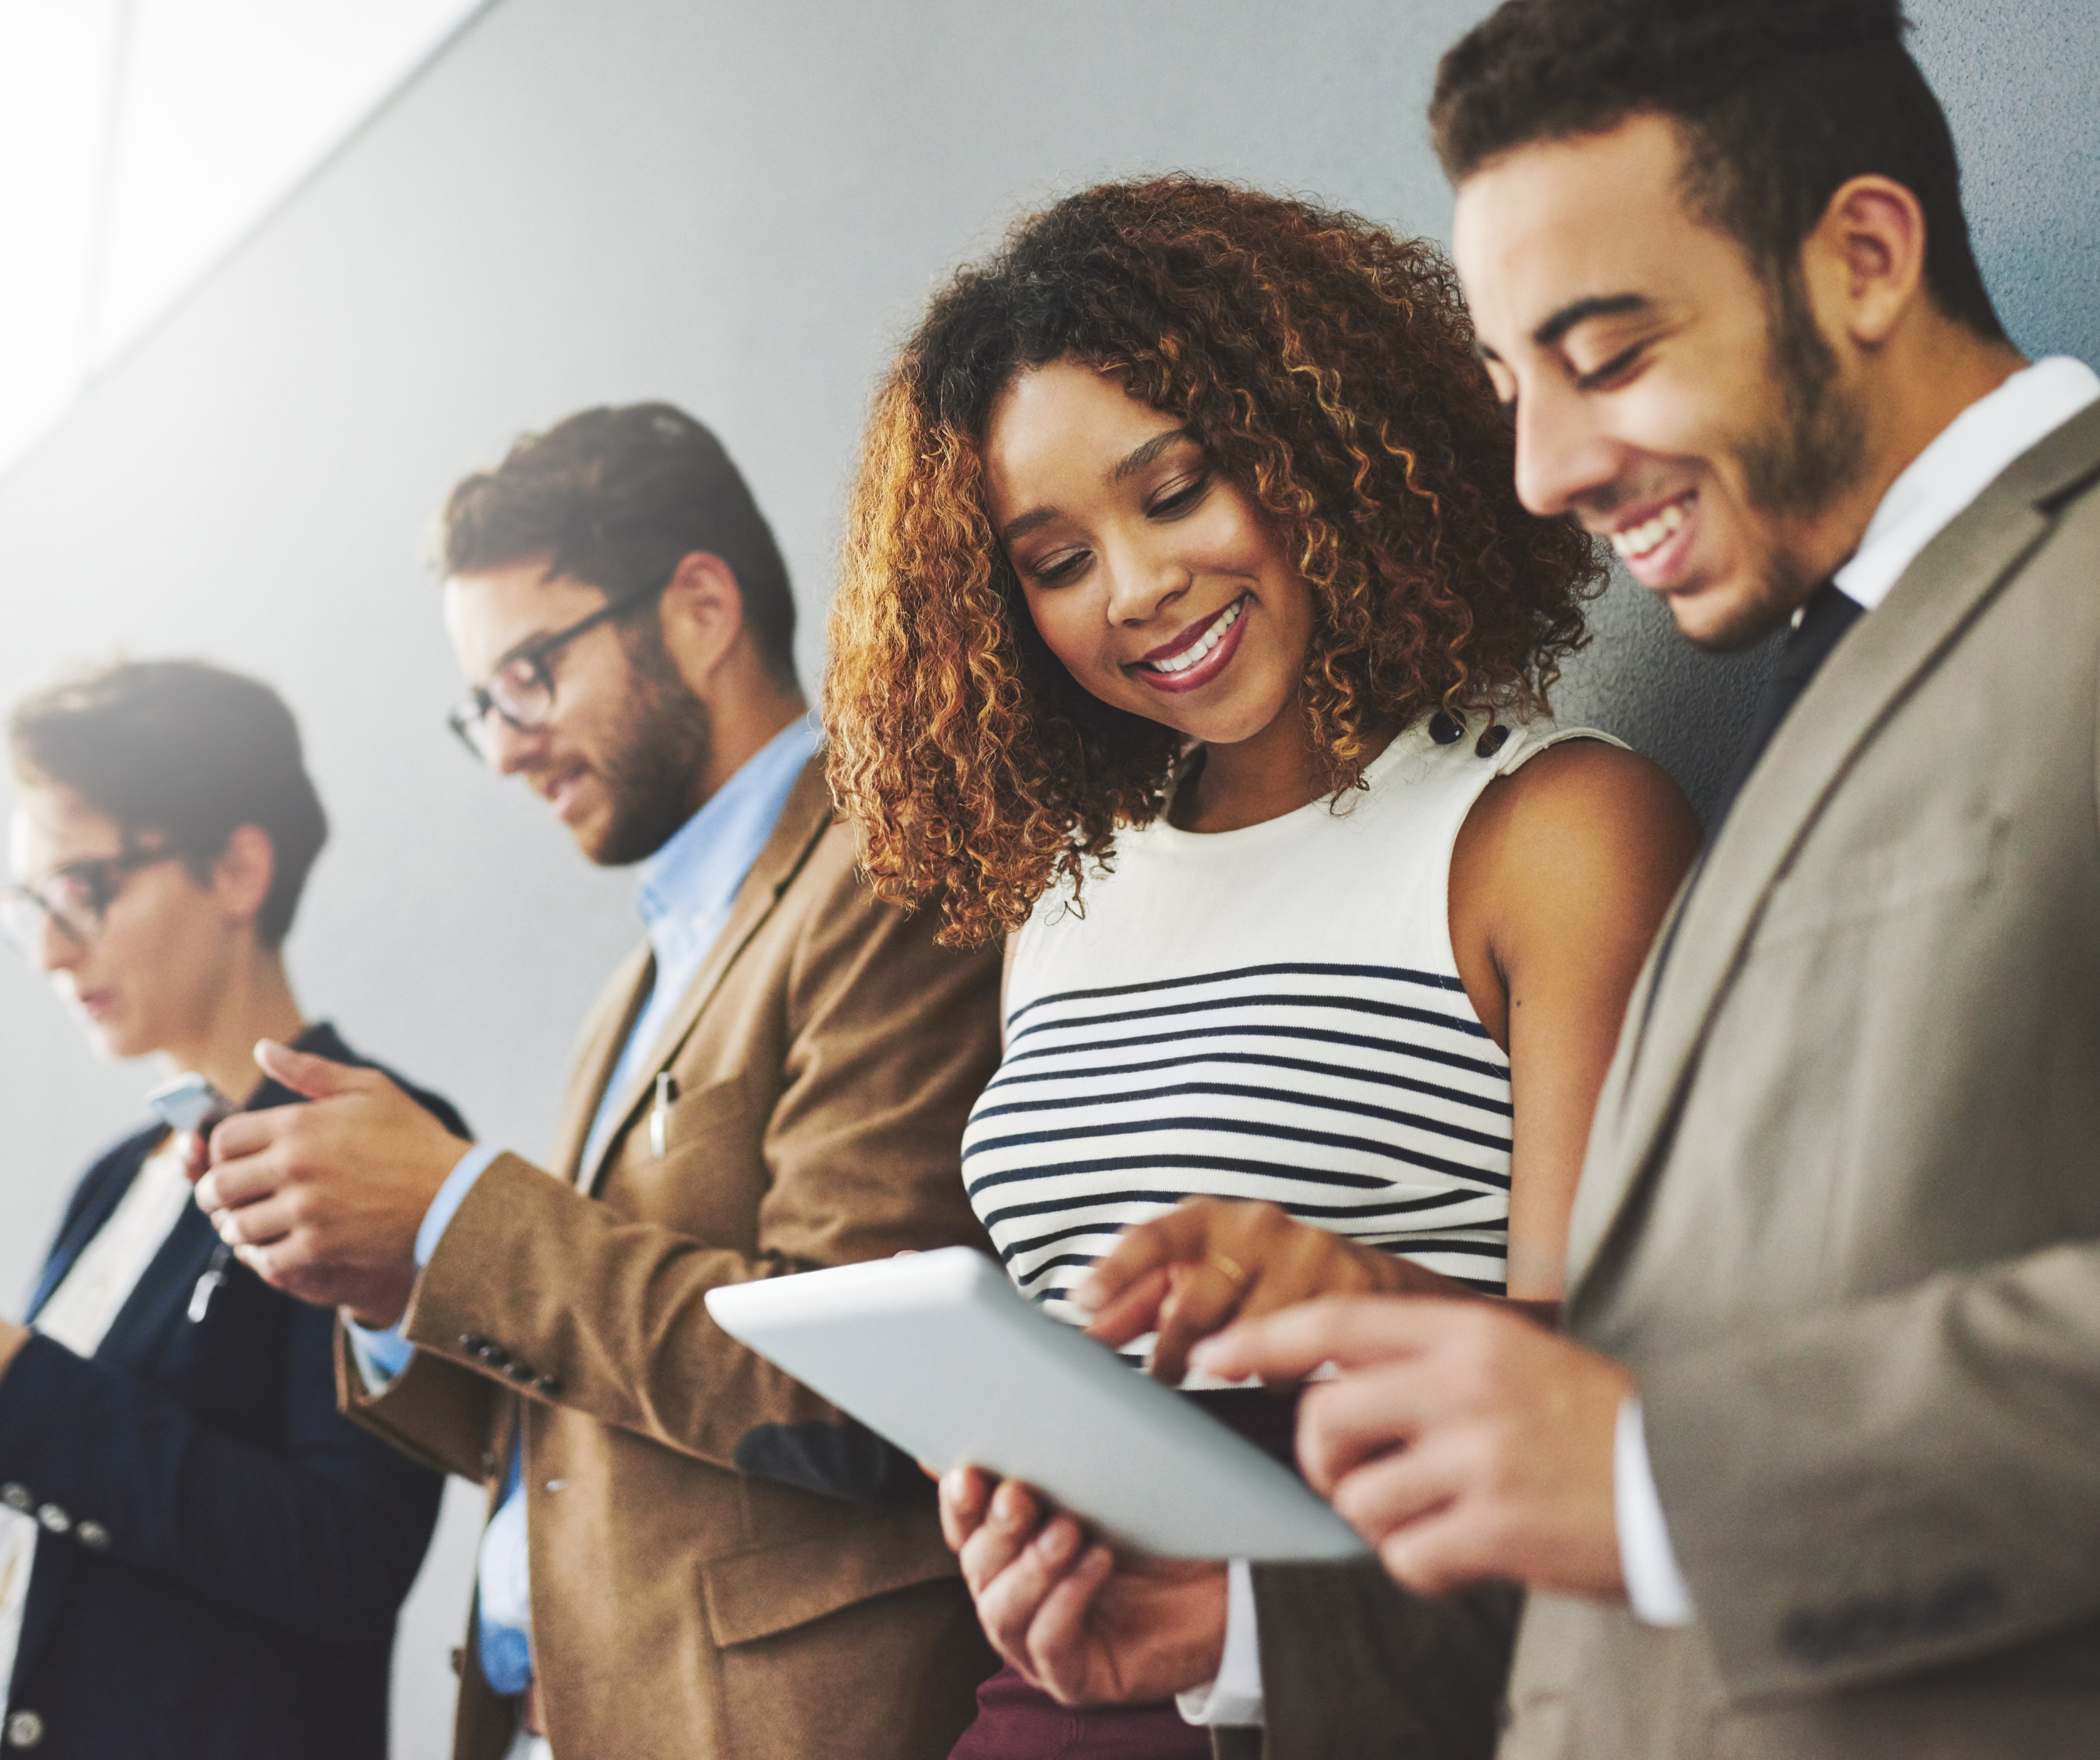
[481,713,545,777]
[34,914,82,976]
[1511,374,1624,520]
[1100,531,1189,627]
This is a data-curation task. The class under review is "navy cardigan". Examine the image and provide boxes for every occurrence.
[0,1023,464,1759]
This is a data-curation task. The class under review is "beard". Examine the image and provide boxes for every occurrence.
[1699,270,1871,650]
[585,625,713,866]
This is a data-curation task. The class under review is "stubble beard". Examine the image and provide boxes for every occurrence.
[585,628,713,867]
[1701,272,1871,651]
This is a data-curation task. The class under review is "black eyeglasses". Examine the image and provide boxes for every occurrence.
[0,850,184,957]
[446,580,670,763]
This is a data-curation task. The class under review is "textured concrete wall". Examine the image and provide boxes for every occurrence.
[0,3,2089,1751]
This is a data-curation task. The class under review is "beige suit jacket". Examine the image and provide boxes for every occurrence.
[336,757,1000,1760]
[1500,404,2100,1759]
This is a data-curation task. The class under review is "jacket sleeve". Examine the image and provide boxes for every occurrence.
[1642,1242,2100,1699]
[1242,1562,1520,1759]
[394,840,1003,1492]
[0,1299,442,1650]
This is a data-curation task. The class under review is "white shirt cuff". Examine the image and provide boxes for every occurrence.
[1177,1557,1264,1726]
[1616,1396,1695,1626]
[415,1141,505,1267]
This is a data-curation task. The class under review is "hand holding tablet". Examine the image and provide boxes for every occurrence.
[704,1247,1364,1561]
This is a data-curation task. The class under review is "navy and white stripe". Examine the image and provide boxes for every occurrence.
[962,957,1514,1328]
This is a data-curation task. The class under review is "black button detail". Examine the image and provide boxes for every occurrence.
[1778,1568,2002,1667]
[504,1362,533,1383]
[533,1376,563,1397]
[1428,710,1464,745]
[475,1343,510,1368]
[458,1333,486,1352]
[1475,723,1510,758]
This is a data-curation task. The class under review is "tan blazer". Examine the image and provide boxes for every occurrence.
[337,757,1001,1760]
[1499,404,2100,1759]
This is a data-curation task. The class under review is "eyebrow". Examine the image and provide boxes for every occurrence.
[997,427,1195,546]
[1530,292,1652,351]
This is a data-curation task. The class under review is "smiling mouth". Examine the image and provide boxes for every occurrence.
[1610,493,1695,563]
[1137,596,1248,676]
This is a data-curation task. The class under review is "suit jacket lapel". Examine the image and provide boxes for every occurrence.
[550,943,655,1183]
[1568,404,2100,1293]
[577,757,836,1196]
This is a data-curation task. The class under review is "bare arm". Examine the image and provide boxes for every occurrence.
[1449,740,1700,1299]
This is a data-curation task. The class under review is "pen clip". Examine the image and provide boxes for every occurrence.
[649,1070,676,1158]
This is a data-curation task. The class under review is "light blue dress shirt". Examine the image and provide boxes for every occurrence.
[352,715,819,1696]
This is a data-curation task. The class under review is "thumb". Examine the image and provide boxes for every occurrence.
[253,1038,372,1101]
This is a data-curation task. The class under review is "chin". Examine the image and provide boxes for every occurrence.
[1659,576,1796,654]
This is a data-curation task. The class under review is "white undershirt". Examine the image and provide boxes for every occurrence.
[1,1142,194,1699]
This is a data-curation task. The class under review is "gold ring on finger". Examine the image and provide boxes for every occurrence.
[1206,1251,1248,1291]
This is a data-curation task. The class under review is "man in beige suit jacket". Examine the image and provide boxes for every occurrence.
[196,404,1000,1759]
[1202,3,2100,1755]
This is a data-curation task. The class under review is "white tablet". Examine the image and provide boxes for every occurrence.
[705,1247,1367,1561]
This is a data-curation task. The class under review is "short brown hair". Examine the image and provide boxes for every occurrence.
[1430,0,2004,341]
[442,402,798,684]
[825,176,1600,948]
[10,660,328,947]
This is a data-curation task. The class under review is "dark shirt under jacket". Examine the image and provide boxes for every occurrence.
[0,1023,464,1760]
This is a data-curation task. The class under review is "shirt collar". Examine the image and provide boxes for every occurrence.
[1833,355,2100,615]
[634,715,821,951]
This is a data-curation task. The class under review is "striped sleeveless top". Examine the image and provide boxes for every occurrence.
[961,712,1614,1354]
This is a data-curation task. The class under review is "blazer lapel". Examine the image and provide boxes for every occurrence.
[550,943,655,1183]
[1569,404,2100,1293]
[578,757,836,1195]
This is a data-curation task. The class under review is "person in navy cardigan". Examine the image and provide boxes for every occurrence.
[0,661,461,1758]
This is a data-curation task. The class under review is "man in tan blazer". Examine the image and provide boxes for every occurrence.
[194,404,1000,1759]
[1201,2,2100,1755]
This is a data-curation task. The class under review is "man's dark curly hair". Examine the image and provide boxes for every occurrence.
[825,176,1602,948]
[1431,0,2004,342]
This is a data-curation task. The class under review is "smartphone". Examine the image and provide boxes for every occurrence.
[145,1072,234,1138]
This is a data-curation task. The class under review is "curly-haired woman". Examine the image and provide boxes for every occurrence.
[826,177,1701,1758]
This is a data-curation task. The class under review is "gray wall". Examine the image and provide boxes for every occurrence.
[0,3,2089,1753]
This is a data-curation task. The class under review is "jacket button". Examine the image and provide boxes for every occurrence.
[0,1485,29,1513]
[533,1377,562,1397]
[76,1521,110,1553]
[458,1333,487,1352]
[504,1362,534,1383]
[477,1344,510,1368]
[4,1709,45,1749]
[35,1505,69,1536]
[480,1451,500,1475]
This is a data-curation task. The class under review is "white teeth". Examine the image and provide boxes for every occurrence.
[1610,499,1689,561]
[1149,598,1245,675]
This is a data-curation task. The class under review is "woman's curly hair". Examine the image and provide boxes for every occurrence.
[826,176,1602,947]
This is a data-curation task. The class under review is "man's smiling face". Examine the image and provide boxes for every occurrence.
[1455,112,1867,650]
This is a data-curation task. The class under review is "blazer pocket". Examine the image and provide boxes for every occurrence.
[651,1072,763,1157]
[1755,815,2001,948]
[700,1508,959,1647]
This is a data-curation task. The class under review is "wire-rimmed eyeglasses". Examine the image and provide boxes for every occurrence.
[446,580,670,763]
[0,850,184,958]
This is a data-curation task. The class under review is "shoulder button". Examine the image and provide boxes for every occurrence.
[34,1505,69,1536]
[75,1521,110,1553]
[0,1484,30,1513]
[4,1708,46,1749]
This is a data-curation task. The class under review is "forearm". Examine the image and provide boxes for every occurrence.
[1640,1240,2100,1696]
[401,1151,933,1486]
[0,1326,440,1649]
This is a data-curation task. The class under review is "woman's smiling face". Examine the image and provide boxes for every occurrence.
[983,358,1313,748]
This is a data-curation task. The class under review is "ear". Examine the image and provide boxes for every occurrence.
[211,825,278,932]
[1800,174,1928,350]
[657,550,747,692]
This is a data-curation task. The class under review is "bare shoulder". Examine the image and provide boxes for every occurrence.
[1454,738,1701,942]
